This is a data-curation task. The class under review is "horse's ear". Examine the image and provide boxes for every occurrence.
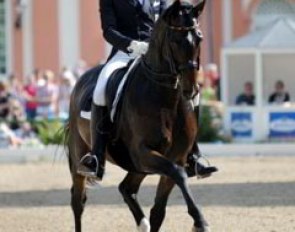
[173,0,181,8]
[193,0,206,18]
[163,0,181,18]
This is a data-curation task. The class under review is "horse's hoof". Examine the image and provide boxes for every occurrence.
[137,218,150,232]
[192,225,211,232]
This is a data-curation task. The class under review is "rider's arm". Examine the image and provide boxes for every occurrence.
[100,0,133,53]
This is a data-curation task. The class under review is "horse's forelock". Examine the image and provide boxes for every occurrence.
[149,1,197,61]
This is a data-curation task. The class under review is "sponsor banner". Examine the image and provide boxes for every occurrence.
[269,112,295,137]
[231,112,252,137]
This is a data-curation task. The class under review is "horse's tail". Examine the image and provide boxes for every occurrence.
[64,92,79,174]
[63,119,73,173]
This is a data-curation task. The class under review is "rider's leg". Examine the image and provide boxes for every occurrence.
[77,52,133,179]
[186,94,218,178]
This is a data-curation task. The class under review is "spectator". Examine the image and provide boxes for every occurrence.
[37,70,59,119]
[9,74,24,104]
[0,81,11,120]
[34,69,43,85]
[58,70,76,119]
[0,123,22,147]
[74,59,88,78]
[0,121,40,148]
[268,80,290,104]
[8,98,25,130]
[201,77,217,104]
[236,81,255,106]
[23,73,38,120]
[205,63,220,100]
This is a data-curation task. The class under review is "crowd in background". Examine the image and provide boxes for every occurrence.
[0,60,88,148]
[0,61,221,148]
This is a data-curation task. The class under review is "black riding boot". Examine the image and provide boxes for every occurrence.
[77,105,109,180]
[186,143,218,178]
[185,106,218,178]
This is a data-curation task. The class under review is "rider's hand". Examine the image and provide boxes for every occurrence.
[127,40,148,56]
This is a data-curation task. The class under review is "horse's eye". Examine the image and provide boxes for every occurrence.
[196,30,203,39]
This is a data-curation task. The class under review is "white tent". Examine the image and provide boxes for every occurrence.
[222,18,295,107]
[229,18,295,48]
[221,17,295,141]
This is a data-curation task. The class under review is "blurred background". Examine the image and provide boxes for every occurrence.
[1,0,295,148]
[0,1,294,232]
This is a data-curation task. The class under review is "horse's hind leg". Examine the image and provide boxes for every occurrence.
[71,174,87,232]
[150,176,175,232]
[69,130,89,232]
[118,172,148,231]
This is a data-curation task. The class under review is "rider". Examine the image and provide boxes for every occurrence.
[77,0,218,180]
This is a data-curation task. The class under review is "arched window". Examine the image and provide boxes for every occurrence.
[252,0,295,31]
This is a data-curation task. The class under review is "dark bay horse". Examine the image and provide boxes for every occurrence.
[65,1,209,231]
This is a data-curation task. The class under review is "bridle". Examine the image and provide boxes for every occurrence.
[142,13,202,92]
[166,23,201,98]
[166,20,202,73]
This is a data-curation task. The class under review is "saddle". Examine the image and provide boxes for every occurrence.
[78,59,140,172]
[80,58,140,123]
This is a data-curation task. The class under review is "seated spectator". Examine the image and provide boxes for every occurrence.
[14,121,42,147]
[15,121,37,140]
[268,80,290,104]
[0,81,11,120]
[236,82,255,106]
[8,98,26,130]
[0,121,41,148]
[0,123,21,147]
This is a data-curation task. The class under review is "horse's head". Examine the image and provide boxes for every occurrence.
[153,0,206,97]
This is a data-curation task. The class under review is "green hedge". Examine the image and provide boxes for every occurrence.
[32,120,65,145]
[198,106,220,142]
[32,108,219,144]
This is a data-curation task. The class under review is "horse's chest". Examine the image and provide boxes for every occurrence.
[142,108,175,153]
[160,109,174,143]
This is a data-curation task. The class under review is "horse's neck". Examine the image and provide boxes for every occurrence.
[144,51,174,76]
[139,52,181,112]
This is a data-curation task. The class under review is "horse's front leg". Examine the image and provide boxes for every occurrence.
[150,176,175,232]
[118,172,148,232]
[134,146,209,232]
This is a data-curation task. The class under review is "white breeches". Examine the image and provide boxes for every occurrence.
[93,51,134,106]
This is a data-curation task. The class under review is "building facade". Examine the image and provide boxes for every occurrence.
[1,0,289,79]
[2,0,106,79]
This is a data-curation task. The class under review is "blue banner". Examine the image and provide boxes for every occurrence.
[269,112,295,137]
[231,112,252,137]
